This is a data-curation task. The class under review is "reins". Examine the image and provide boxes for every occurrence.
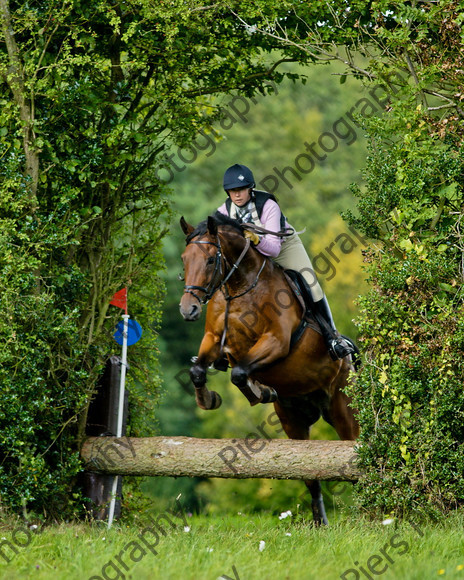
[242,223,295,238]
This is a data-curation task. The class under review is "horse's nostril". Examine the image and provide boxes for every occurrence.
[190,304,199,317]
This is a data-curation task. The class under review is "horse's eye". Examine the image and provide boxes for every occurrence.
[177,273,185,281]
[207,257,215,265]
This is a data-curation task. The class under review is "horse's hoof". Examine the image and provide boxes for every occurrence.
[261,387,278,404]
[210,391,222,409]
[314,520,329,527]
[194,388,222,410]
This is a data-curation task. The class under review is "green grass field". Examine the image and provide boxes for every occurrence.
[1,509,463,580]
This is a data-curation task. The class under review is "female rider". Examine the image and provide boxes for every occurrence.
[217,163,354,361]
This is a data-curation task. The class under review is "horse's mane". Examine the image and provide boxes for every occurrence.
[186,211,244,244]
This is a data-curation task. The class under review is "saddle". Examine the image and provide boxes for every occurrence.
[284,269,359,363]
[283,269,322,348]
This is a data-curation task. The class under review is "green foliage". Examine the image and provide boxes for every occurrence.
[0,0,305,518]
[344,100,464,517]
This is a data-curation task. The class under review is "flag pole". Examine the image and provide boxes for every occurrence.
[107,312,130,529]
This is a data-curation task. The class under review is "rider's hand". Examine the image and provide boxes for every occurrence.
[244,230,260,245]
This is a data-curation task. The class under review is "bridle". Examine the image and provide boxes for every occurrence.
[183,238,226,305]
[183,233,259,305]
[182,221,294,306]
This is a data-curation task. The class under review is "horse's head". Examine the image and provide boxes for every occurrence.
[179,215,224,321]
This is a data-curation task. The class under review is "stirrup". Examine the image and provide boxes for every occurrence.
[328,337,355,361]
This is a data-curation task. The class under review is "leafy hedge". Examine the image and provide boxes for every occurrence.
[0,151,165,517]
[345,103,464,516]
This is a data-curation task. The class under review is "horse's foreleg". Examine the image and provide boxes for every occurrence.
[228,374,274,407]
[190,332,222,410]
[190,362,222,410]
[230,334,285,404]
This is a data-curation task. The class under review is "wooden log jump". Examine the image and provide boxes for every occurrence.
[81,436,361,481]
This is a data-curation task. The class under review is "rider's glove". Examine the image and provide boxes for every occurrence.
[244,230,260,245]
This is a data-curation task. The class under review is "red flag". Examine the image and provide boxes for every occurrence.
[110,288,128,314]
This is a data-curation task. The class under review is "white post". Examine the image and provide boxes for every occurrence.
[107,314,130,529]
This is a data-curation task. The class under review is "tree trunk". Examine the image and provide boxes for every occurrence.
[0,0,39,199]
[81,436,362,481]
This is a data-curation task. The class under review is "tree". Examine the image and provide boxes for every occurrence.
[0,0,304,516]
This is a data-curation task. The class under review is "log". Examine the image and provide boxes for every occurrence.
[81,436,361,481]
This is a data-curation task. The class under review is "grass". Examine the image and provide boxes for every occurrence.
[1,509,464,579]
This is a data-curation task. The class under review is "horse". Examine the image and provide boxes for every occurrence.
[179,212,359,525]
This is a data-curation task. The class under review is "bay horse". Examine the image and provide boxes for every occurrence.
[179,213,359,525]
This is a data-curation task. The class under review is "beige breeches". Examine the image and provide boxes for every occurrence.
[272,233,324,302]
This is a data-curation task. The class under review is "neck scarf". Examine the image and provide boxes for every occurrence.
[229,199,264,227]
[234,201,253,224]
[230,199,264,228]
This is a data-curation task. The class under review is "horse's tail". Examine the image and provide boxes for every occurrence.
[341,335,361,372]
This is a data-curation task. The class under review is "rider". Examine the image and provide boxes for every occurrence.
[217,163,354,361]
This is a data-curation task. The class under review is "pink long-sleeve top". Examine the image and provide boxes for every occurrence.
[217,198,291,258]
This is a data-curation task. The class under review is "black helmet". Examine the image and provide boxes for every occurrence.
[223,164,255,191]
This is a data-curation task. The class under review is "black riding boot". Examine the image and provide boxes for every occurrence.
[313,296,355,361]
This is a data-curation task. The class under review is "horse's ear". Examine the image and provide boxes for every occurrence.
[207,215,217,236]
[180,216,194,236]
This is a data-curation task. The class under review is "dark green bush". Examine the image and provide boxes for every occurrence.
[345,109,464,516]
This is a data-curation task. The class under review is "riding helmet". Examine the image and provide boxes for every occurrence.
[223,164,255,192]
